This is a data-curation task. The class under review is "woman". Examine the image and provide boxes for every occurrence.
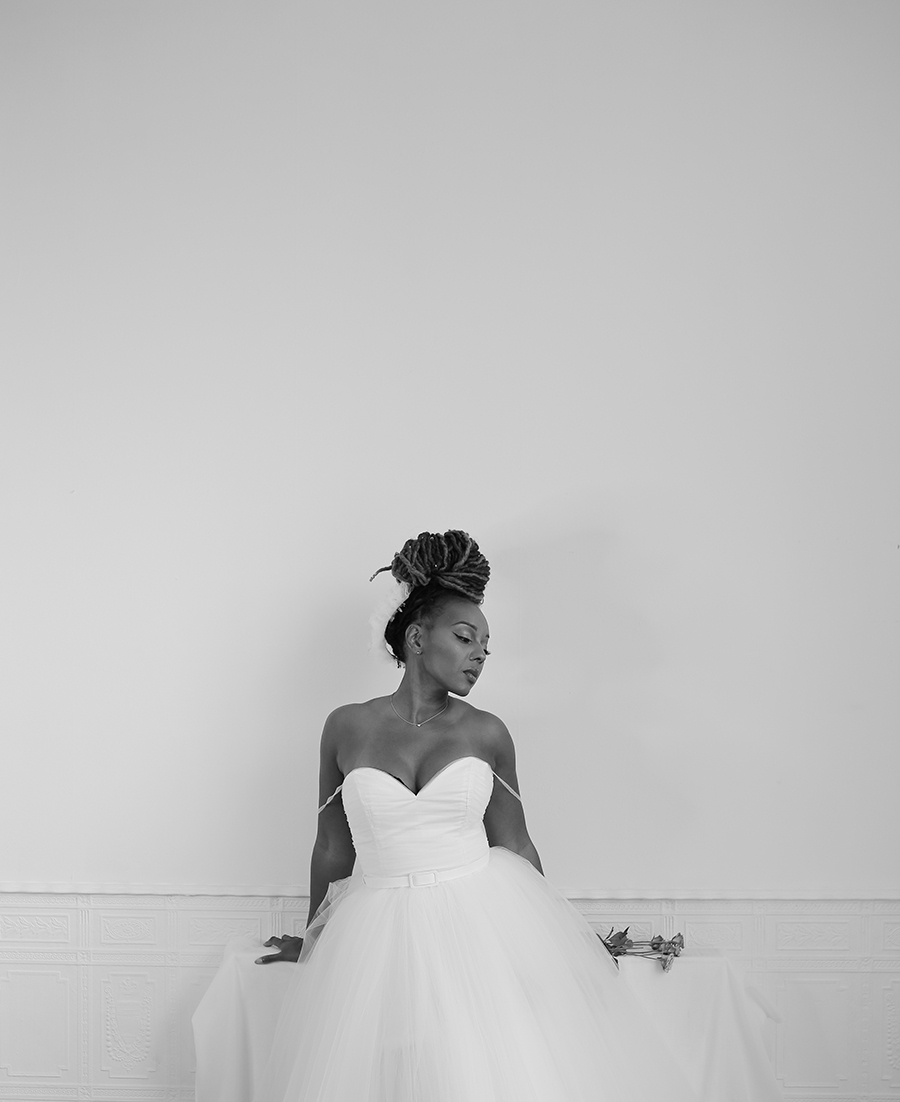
[254,530,698,1102]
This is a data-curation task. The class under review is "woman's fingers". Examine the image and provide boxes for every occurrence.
[256,934,303,964]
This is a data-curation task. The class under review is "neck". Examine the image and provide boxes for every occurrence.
[393,670,449,725]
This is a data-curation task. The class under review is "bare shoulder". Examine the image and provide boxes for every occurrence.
[456,702,515,766]
[321,698,388,766]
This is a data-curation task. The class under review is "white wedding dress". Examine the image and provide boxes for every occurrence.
[253,756,700,1102]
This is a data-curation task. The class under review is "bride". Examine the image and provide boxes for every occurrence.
[253,530,698,1102]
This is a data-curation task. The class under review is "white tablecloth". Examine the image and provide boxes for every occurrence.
[192,939,782,1102]
[614,951,783,1102]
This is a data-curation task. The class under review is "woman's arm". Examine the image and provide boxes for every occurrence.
[305,808,355,927]
[306,709,356,923]
[257,710,355,963]
[482,715,543,875]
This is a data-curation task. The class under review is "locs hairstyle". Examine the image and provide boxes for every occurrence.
[370,531,490,666]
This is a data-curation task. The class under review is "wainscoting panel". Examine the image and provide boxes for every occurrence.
[0,893,897,1102]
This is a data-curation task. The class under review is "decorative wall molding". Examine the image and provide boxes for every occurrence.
[0,917,71,943]
[2,882,899,901]
[0,893,896,1102]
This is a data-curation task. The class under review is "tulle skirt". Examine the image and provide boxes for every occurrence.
[254,847,699,1102]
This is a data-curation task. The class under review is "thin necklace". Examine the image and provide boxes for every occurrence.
[390,693,449,728]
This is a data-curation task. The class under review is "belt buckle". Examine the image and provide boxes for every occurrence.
[408,870,437,888]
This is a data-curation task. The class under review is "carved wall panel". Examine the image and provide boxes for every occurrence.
[0,916,71,944]
[882,922,900,953]
[776,976,852,1088]
[98,916,157,946]
[186,917,262,947]
[0,892,895,1101]
[0,968,75,1080]
[97,971,161,1080]
[877,977,900,1090]
[775,922,853,953]
[684,920,744,951]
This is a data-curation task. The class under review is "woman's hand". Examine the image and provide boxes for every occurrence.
[255,934,303,964]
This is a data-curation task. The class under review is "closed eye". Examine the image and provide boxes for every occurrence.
[455,633,491,657]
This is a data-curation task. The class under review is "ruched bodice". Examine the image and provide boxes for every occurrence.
[341,756,493,879]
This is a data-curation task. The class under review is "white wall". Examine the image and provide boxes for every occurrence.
[1,0,898,898]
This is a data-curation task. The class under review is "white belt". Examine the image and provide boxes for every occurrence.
[363,852,489,889]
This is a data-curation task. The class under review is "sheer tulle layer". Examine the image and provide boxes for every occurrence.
[254,848,698,1102]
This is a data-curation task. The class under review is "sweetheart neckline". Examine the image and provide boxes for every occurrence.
[344,755,491,798]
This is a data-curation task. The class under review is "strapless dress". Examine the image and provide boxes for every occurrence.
[253,756,699,1102]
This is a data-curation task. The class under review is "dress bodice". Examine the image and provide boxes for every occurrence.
[340,756,494,879]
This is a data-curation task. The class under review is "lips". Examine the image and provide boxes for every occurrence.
[463,669,479,684]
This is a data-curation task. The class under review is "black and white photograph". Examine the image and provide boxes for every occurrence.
[1,2,898,1100]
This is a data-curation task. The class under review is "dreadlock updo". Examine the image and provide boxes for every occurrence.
[370,530,490,665]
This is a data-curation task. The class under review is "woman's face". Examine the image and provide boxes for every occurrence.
[413,598,491,696]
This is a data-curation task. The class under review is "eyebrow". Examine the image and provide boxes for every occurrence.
[455,620,490,639]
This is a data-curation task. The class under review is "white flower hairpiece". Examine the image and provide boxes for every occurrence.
[368,578,410,662]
